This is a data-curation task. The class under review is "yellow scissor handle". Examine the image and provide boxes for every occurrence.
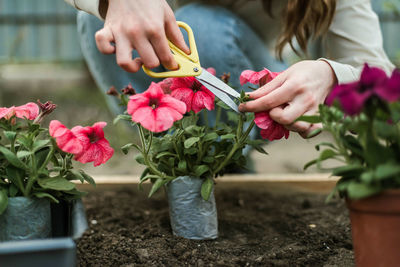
[142,21,202,78]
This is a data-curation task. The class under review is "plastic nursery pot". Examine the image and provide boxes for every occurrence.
[167,176,218,240]
[0,197,52,241]
[346,190,400,267]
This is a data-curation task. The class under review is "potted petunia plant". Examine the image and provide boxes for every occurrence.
[111,67,289,240]
[0,100,113,241]
[300,64,400,266]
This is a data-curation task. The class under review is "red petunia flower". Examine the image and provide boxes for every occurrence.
[71,122,114,167]
[127,82,187,133]
[240,68,281,87]
[169,67,216,113]
[254,112,289,141]
[49,120,83,155]
[49,120,114,166]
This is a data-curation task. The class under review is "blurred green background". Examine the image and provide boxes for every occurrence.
[0,0,399,176]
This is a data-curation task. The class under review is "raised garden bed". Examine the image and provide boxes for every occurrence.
[76,176,354,266]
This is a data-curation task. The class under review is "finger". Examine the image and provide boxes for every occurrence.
[164,14,190,54]
[95,27,116,54]
[150,32,178,70]
[239,82,295,113]
[115,37,142,73]
[248,73,286,99]
[269,99,309,125]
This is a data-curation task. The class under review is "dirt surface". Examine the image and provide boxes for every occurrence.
[77,183,354,266]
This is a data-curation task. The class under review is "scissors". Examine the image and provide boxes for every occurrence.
[142,21,241,113]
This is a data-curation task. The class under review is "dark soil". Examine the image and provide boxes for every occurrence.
[77,183,354,267]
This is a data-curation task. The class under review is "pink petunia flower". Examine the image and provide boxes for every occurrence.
[71,122,114,167]
[254,112,289,141]
[14,102,39,120]
[326,64,389,115]
[49,120,83,155]
[240,68,282,87]
[0,102,39,121]
[0,106,15,120]
[127,82,187,133]
[169,67,216,113]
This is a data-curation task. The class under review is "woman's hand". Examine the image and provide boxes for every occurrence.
[239,60,337,138]
[94,0,190,72]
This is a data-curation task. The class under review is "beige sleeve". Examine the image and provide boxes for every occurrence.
[64,0,107,20]
[319,0,395,84]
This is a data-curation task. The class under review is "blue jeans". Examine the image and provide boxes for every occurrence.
[77,3,286,115]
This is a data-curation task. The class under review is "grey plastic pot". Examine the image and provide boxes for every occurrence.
[0,199,88,267]
[0,197,52,241]
[167,176,218,240]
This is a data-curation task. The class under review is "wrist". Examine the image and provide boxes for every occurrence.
[317,59,338,90]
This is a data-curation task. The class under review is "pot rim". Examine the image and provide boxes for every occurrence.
[346,189,400,214]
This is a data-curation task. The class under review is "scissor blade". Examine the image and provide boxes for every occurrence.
[197,69,240,98]
[196,69,241,113]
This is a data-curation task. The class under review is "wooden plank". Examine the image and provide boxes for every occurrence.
[84,173,339,184]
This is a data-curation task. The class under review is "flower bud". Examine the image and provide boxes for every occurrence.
[106,86,119,97]
[122,83,136,95]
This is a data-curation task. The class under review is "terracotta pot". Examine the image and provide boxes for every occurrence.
[346,190,400,267]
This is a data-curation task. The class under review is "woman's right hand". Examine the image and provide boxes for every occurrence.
[94,0,190,72]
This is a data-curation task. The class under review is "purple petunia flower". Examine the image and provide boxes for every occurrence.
[326,64,390,115]
[375,69,400,102]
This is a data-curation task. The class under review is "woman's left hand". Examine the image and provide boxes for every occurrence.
[239,60,337,138]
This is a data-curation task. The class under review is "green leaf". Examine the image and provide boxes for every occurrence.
[216,101,230,110]
[201,178,214,201]
[156,151,177,159]
[32,140,50,152]
[184,137,200,149]
[332,165,364,177]
[184,125,203,136]
[346,181,381,200]
[38,177,76,191]
[80,173,96,186]
[0,189,8,215]
[4,131,16,141]
[35,147,51,169]
[6,166,25,192]
[252,145,268,155]
[181,115,198,129]
[113,114,132,124]
[177,160,187,171]
[0,146,28,170]
[303,159,318,170]
[296,115,322,124]
[194,165,209,177]
[16,135,32,149]
[33,192,59,203]
[306,128,322,138]
[315,142,337,151]
[17,150,33,158]
[121,143,142,154]
[375,163,400,181]
[318,149,338,163]
[135,154,145,165]
[68,169,85,183]
[202,156,214,163]
[227,112,238,123]
[8,184,18,197]
[203,133,218,142]
[184,147,198,155]
[148,178,167,198]
[220,134,236,140]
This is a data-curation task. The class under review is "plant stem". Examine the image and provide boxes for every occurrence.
[138,125,173,180]
[202,111,209,128]
[25,152,38,197]
[215,106,221,129]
